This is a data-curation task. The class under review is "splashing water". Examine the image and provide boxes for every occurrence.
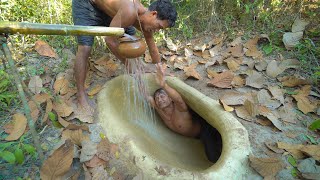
[123,58,157,135]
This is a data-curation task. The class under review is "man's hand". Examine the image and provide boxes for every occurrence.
[155,63,167,87]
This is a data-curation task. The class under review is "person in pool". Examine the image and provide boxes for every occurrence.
[72,0,177,120]
[148,64,222,162]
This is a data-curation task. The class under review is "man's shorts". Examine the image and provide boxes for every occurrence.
[72,0,136,46]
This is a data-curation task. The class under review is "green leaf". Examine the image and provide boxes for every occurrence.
[263,44,273,55]
[48,111,56,121]
[291,168,298,177]
[23,144,36,155]
[309,119,320,131]
[245,5,250,14]
[14,148,24,164]
[0,142,15,151]
[288,155,297,167]
[0,151,16,164]
[52,120,63,128]
[305,134,318,145]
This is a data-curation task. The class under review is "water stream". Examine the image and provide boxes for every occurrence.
[122,58,157,135]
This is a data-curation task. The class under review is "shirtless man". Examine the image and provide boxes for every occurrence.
[72,0,177,116]
[148,64,222,162]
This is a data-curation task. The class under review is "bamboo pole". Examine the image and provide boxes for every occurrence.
[1,41,44,162]
[0,22,124,36]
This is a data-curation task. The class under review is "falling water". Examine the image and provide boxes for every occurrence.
[123,58,157,135]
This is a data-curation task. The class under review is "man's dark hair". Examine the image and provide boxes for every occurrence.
[149,0,177,27]
[154,88,166,99]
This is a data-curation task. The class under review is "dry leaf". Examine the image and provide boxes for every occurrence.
[249,154,284,178]
[245,70,265,89]
[96,138,111,161]
[62,129,89,146]
[104,60,118,77]
[144,52,152,63]
[28,100,39,122]
[204,59,217,68]
[255,60,268,72]
[58,116,70,128]
[88,84,103,96]
[256,118,272,126]
[266,60,284,78]
[35,40,58,58]
[207,69,218,79]
[54,76,69,95]
[80,140,98,163]
[90,165,109,180]
[202,50,211,59]
[258,106,283,131]
[193,44,206,52]
[42,99,53,124]
[244,100,259,117]
[278,106,296,124]
[277,142,306,159]
[265,141,285,154]
[232,75,245,88]
[94,55,109,66]
[235,106,255,121]
[226,60,240,72]
[220,91,250,105]
[84,155,107,168]
[230,37,242,47]
[292,86,317,114]
[53,101,73,117]
[73,106,94,123]
[228,44,244,57]
[209,43,223,57]
[257,89,281,110]
[34,93,52,103]
[207,71,234,88]
[5,113,27,141]
[279,76,310,87]
[300,145,320,161]
[28,76,43,94]
[184,48,193,57]
[244,37,263,59]
[154,166,168,176]
[165,37,178,52]
[219,99,234,112]
[268,86,284,104]
[183,63,202,80]
[40,140,74,179]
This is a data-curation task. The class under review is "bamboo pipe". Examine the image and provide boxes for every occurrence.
[0,21,124,36]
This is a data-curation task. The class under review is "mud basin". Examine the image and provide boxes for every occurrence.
[98,74,253,179]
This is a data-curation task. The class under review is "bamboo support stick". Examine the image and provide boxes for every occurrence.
[1,42,44,162]
[0,21,124,36]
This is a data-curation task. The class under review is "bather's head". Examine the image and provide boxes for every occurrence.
[154,88,172,108]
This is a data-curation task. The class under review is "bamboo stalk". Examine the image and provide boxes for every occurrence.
[0,22,124,36]
[1,41,44,162]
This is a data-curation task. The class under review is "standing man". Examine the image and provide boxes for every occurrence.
[72,0,177,117]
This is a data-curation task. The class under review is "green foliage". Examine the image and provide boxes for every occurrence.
[309,119,320,131]
[0,70,17,110]
[291,168,299,178]
[287,155,297,167]
[0,135,36,165]
[294,38,320,83]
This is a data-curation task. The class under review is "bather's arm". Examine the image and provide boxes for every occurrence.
[155,64,188,112]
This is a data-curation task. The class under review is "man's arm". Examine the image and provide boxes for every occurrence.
[144,32,161,63]
[155,64,188,112]
[105,6,136,63]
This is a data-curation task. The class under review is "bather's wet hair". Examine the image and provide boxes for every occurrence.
[149,0,177,27]
[154,88,167,99]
